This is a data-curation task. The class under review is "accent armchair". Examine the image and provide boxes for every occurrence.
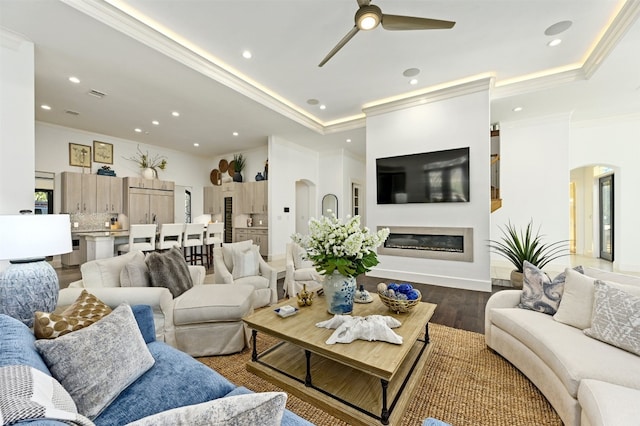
[284,242,323,299]
[213,241,278,308]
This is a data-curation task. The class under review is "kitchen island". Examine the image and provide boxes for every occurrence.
[75,230,130,262]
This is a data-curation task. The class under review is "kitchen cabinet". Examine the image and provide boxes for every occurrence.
[61,172,97,213]
[238,181,267,214]
[203,186,222,215]
[123,177,174,225]
[234,228,268,257]
[96,175,123,213]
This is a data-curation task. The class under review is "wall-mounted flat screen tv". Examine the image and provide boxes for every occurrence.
[376,147,470,204]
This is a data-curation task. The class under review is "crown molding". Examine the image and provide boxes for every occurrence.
[583,0,640,79]
[0,27,31,51]
[571,111,640,127]
[362,77,493,117]
[323,116,367,134]
[492,68,585,99]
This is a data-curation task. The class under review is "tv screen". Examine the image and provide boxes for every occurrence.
[376,147,470,204]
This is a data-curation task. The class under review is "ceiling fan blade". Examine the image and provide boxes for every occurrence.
[318,25,360,67]
[381,14,455,31]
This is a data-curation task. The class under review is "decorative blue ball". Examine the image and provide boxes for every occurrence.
[398,283,413,294]
[387,282,400,292]
[407,289,421,301]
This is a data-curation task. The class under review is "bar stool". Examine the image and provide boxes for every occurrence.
[203,222,224,268]
[117,224,157,255]
[182,223,205,265]
[157,223,184,251]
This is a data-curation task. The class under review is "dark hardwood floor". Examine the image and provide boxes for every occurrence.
[55,264,505,335]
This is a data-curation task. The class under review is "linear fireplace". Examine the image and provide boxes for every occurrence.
[378,226,473,262]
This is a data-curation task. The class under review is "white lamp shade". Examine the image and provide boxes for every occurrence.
[0,214,72,260]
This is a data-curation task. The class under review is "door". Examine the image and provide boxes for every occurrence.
[598,174,614,261]
[34,189,53,214]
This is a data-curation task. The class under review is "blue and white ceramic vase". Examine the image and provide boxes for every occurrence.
[322,271,356,315]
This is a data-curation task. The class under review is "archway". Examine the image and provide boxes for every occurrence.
[295,179,316,235]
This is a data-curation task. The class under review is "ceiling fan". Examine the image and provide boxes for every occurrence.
[319,0,455,67]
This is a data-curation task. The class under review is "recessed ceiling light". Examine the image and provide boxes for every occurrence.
[548,39,562,47]
[68,76,80,84]
[545,20,572,36]
[346,139,352,143]
[242,50,252,59]
[233,132,239,136]
[193,143,199,147]
[409,79,418,85]
[134,128,142,133]
[171,111,180,117]
[403,68,420,77]
[152,120,159,125]
[513,107,523,112]
[319,104,326,110]
[40,104,51,110]
[306,99,319,105]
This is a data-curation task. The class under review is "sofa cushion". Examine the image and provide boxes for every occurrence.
[80,251,144,288]
[34,304,155,419]
[519,261,582,315]
[0,365,93,426]
[234,274,270,290]
[584,280,640,356]
[231,245,260,279]
[120,255,150,287]
[222,240,253,272]
[554,269,640,330]
[126,392,286,426]
[294,268,319,282]
[93,341,236,426]
[34,290,112,339]
[578,379,640,426]
[292,243,313,270]
[146,246,194,298]
[173,284,254,325]
[0,314,51,375]
[490,307,640,398]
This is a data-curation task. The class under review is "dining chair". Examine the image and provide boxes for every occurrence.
[116,224,157,255]
[157,223,184,251]
[204,222,224,268]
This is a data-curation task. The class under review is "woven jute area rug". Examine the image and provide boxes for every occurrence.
[198,323,561,426]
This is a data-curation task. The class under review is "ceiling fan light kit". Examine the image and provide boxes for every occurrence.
[319,0,456,67]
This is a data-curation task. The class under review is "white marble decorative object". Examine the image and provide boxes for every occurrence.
[315,314,403,345]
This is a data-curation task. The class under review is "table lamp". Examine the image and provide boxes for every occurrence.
[0,214,72,327]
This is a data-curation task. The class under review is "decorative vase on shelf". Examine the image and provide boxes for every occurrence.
[233,171,243,182]
[322,271,357,315]
[255,172,264,181]
[142,168,156,180]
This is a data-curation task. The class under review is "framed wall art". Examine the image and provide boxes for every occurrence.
[69,143,92,168]
[93,140,113,164]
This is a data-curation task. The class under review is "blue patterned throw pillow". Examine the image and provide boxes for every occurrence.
[519,261,583,315]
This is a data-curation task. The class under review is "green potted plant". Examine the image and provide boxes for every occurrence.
[232,154,245,182]
[488,220,569,289]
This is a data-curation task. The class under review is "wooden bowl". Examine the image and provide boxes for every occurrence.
[378,290,421,313]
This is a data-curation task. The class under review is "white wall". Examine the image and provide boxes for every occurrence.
[570,117,640,272]
[34,122,211,217]
[344,151,366,222]
[268,136,319,259]
[366,87,492,291]
[491,114,572,273]
[0,30,35,215]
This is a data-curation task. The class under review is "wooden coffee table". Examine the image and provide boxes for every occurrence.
[243,294,436,426]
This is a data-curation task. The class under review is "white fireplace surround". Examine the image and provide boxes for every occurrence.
[378,226,474,262]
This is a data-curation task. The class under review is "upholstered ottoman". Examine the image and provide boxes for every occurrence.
[578,379,640,426]
[172,284,254,356]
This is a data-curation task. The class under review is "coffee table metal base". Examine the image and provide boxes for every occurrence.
[248,324,432,426]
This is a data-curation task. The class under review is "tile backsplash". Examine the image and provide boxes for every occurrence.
[69,212,118,231]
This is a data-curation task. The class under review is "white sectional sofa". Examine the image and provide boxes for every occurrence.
[485,267,640,426]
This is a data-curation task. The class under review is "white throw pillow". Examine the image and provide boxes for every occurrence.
[584,280,640,356]
[80,250,145,288]
[119,256,150,287]
[126,392,287,426]
[34,304,155,419]
[554,268,640,330]
[292,244,313,270]
[222,240,253,272]
[232,245,260,279]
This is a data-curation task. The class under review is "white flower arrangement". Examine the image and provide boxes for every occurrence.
[292,214,390,278]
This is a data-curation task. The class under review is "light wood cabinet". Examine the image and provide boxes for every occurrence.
[238,181,267,214]
[234,228,268,257]
[61,172,97,213]
[203,186,223,215]
[95,175,123,213]
[123,177,174,225]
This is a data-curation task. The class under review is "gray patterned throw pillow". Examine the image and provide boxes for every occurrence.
[519,261,584,315]
[584,280,640,356]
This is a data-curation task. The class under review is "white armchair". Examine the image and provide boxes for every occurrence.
[284,242,323,299]
[213,241,278,308]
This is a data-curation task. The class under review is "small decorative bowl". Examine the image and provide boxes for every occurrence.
[378,290,421,313]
